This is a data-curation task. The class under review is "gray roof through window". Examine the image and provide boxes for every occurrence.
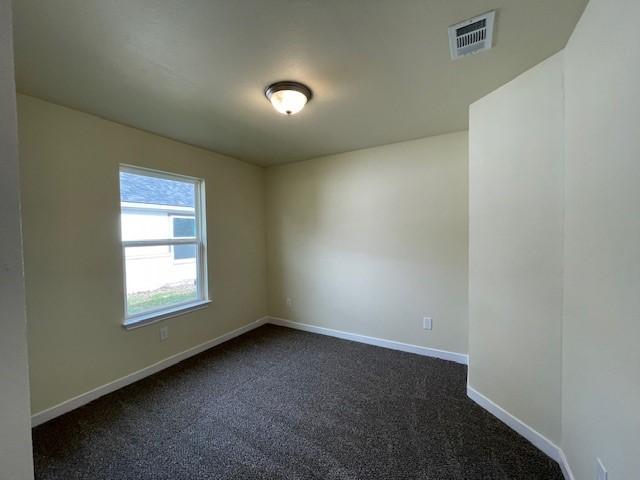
[120,171,195,207]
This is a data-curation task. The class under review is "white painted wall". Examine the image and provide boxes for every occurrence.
[0,0,35,477]
[562,0,640,477]
[267,132,468,355]
[468,52,565,444]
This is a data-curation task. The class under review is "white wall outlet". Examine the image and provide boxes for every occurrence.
[423,317,433,330]
[596,458,607,480]
[286,298,292,309]
[160,326,169,341]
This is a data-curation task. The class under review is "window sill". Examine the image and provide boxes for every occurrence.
[123,300,211,330]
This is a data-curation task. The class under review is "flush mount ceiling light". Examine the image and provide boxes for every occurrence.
[265,81,312,115]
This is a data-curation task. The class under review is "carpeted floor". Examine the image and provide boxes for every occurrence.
[33,325,563,479]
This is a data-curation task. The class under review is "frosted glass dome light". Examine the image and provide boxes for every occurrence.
[265,81,312,115]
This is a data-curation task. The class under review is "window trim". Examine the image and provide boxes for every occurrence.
[123,300,212,330]
[119,165,209,328]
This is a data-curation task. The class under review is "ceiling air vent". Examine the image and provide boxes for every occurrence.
[448,11,495,60]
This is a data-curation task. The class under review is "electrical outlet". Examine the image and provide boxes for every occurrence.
[596,458,607,480]
[160,326,169,341]
[286,298,292,309]
[423,317,433,330]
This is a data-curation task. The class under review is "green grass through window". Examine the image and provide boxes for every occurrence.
[127,282,197,315]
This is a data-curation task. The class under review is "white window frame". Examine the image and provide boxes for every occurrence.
[119,165,209,329]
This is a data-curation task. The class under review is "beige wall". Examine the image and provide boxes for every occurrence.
[470,1,640,475]
[18,95,268,414]
[0,1,34,478]
[468,52,565,444]
[562,0,640,477]
[266,132,468,354]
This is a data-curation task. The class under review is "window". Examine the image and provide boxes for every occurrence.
[119,166,208,328]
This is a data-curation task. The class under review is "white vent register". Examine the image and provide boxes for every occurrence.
[449,11,495,60]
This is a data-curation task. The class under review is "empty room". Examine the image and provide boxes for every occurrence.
[1,0,638,478]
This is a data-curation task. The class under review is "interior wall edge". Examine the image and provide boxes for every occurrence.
[0,0,35,476]
[468,50,565,445]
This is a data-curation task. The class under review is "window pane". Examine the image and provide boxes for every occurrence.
[173,244,197,260]
[173,217,195,238]
[120,171,196,241]
[125,245,198,315]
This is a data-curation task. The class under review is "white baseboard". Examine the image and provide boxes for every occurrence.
[268,317,468,365]
[31,316,270,427]
[557,448,576,480]
[466,385,574,480]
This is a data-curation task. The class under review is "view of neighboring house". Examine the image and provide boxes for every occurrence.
[119,171,198,315]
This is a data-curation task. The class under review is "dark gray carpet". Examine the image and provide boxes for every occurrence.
[33,325,563,479]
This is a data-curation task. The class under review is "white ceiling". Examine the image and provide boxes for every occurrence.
[13,0,587,166]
